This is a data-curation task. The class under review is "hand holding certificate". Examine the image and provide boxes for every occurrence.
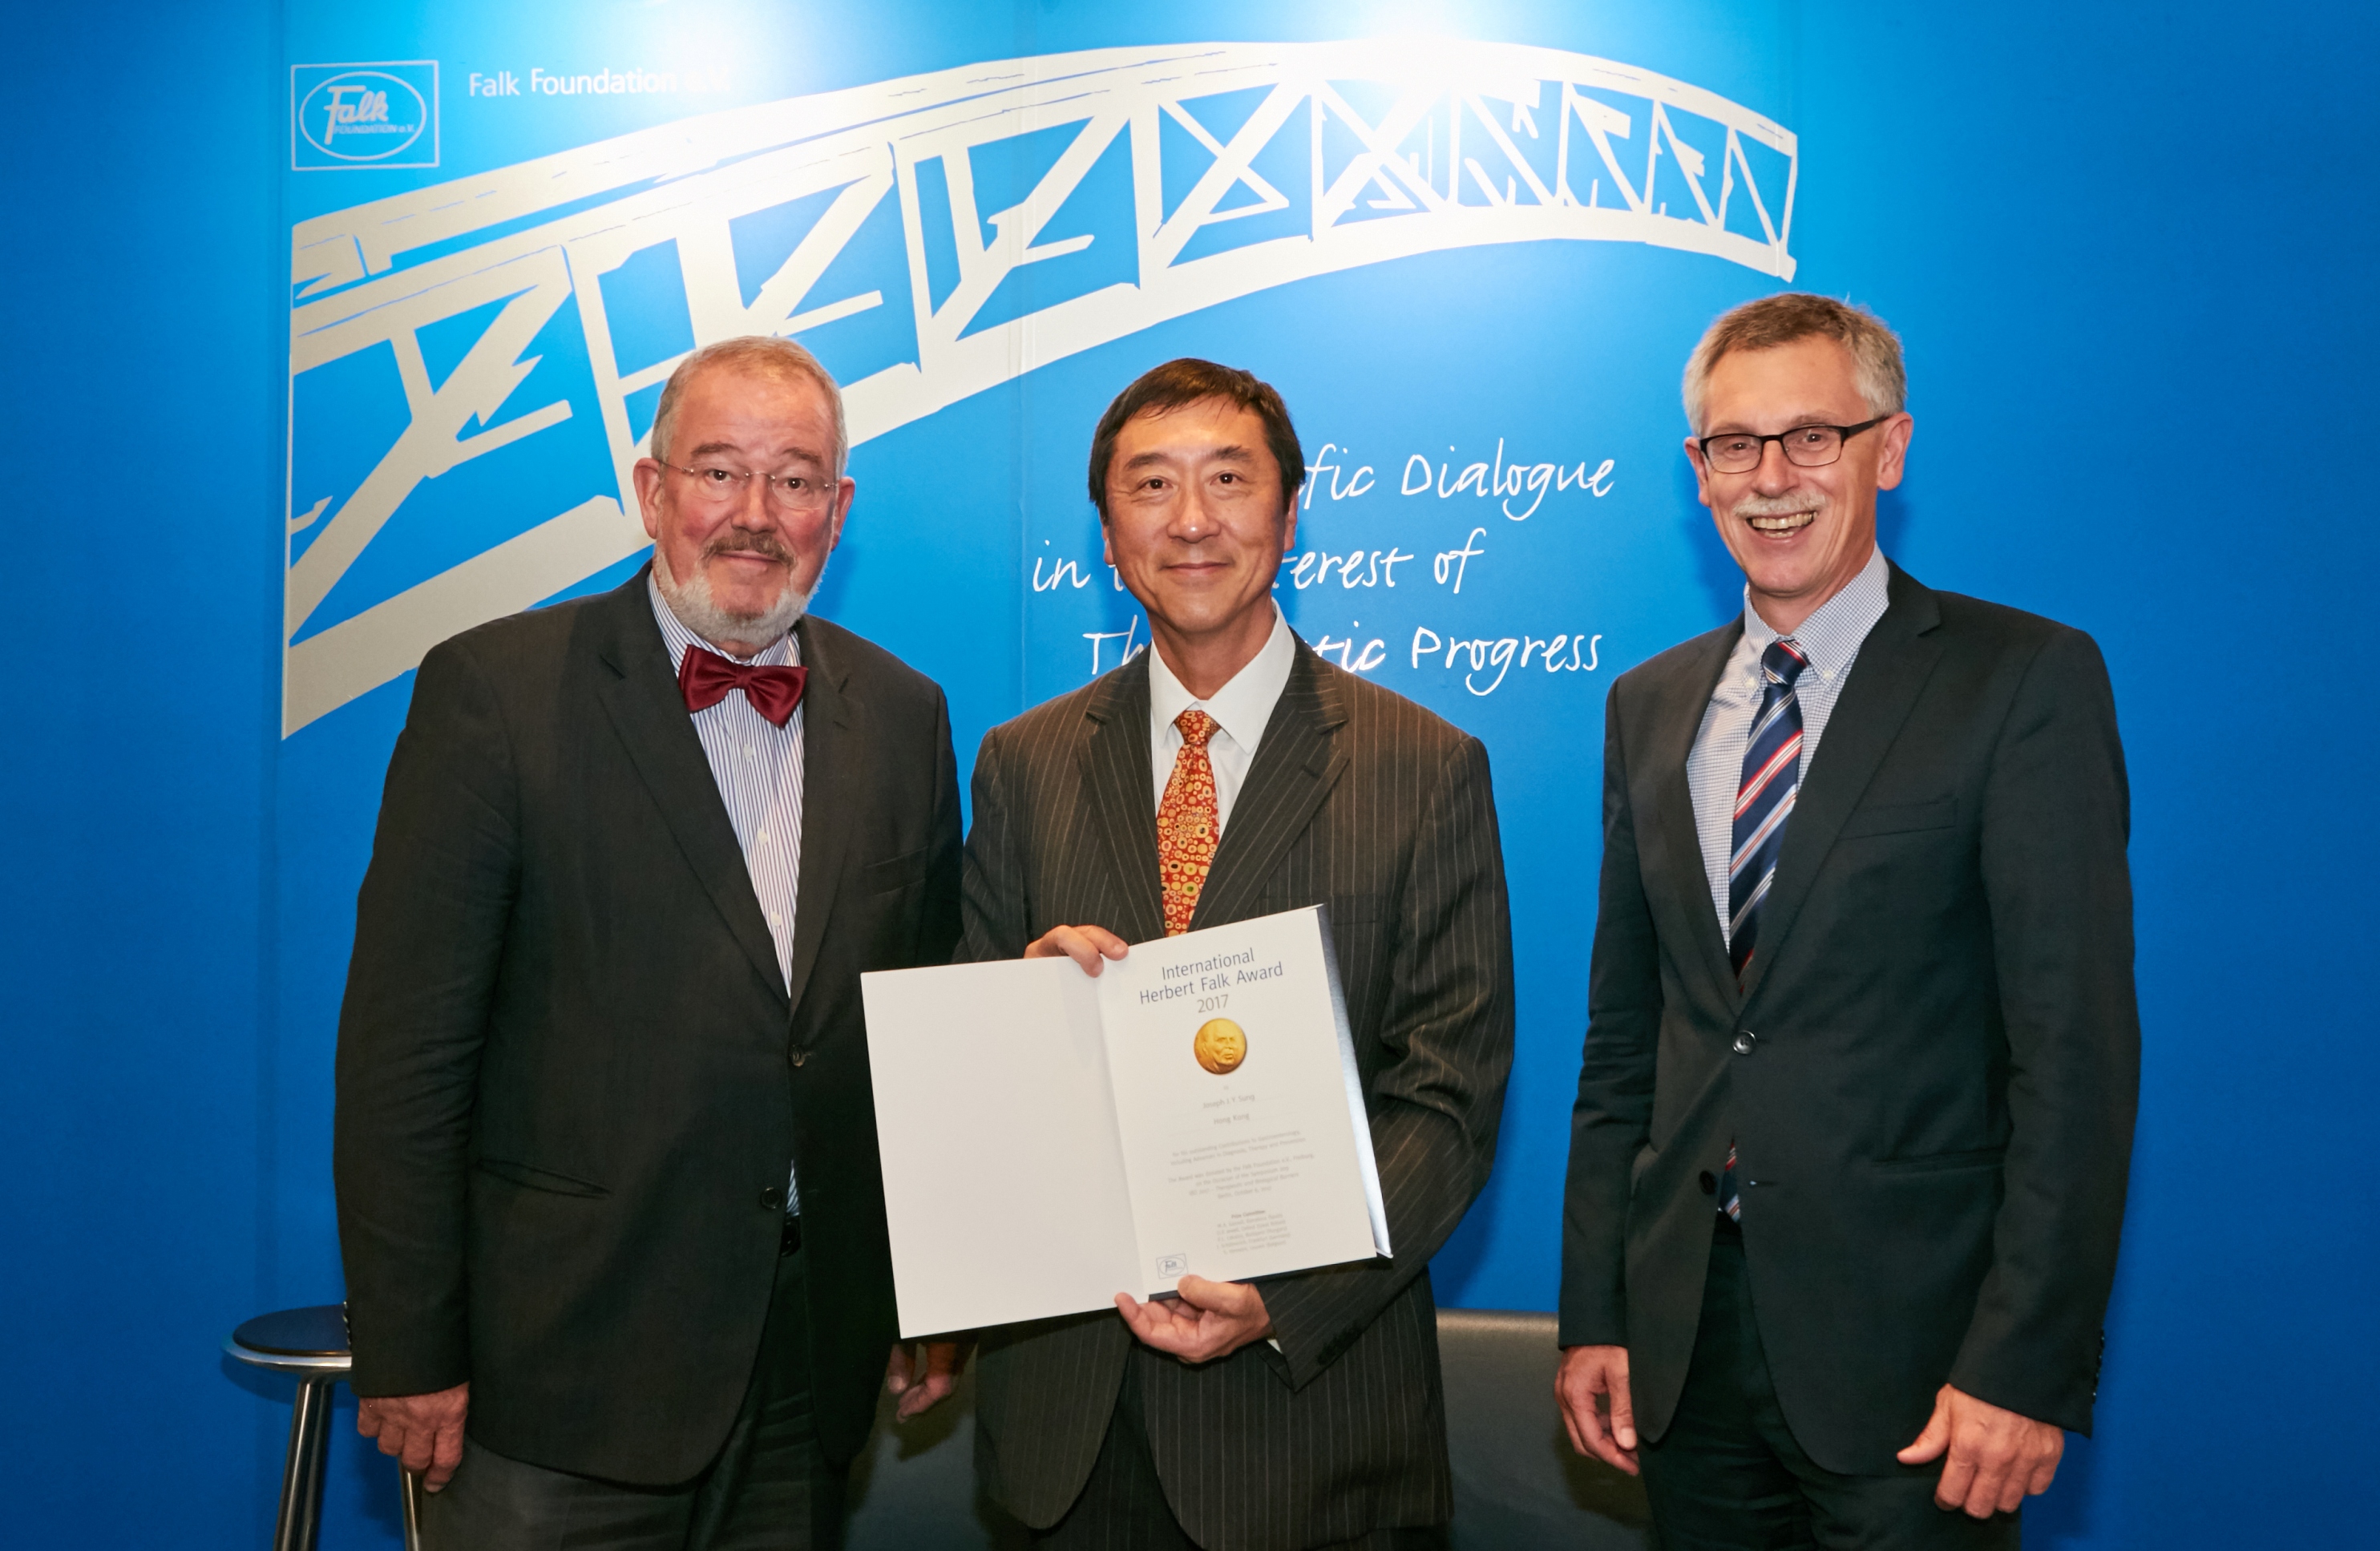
[861,907,1391,1338]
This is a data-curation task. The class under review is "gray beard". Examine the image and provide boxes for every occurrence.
[652,543,818,654]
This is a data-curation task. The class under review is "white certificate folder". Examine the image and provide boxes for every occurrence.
[862,907,1392,1337]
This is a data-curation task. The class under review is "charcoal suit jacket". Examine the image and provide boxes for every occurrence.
[333,567,961,1484]
[1558,563,2140,1474]
[960,640,1514,1551]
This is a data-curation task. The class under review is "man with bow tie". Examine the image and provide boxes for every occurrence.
[333,336,962,1549]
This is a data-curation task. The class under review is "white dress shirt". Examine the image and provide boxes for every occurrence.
[649,575,806,1209]
[1686,545,1893,943]
[1146,604,1298,828]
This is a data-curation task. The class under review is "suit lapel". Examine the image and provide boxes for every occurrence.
[1738,565,1946,1005]
[1191,644,1349,933]
[1081,654,1167,945]
[785,616,859,1016]
[592,571,786,1002]
[1643,623,1744,1012]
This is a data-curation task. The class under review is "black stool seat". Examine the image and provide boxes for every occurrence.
[226,1303,418,1551]
[232,1305,350,1359]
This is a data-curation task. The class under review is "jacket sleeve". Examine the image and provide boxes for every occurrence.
[917,689,965,967]
[1557,681,1664,1348]
[1950,627,2140,1433]
[1259,734,1516,1387]
[332,639,519,1398]
[957,723,1033,965]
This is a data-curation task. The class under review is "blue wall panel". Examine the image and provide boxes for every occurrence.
[0,2,285,1539]
[1787,10,2379,1542]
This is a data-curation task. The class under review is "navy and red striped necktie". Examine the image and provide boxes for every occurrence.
[1727,639,1809,986]
[1720,637,1807,1224]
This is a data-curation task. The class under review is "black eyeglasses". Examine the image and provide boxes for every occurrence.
[1697,416,1889,474]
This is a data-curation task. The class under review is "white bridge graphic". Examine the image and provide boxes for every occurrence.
[283,39,1797,732]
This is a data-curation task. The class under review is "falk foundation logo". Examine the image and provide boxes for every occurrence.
[291,63,438,169]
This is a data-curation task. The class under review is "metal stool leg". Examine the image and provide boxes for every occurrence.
[273,1374,335,1551]
[402,1467,425,1551]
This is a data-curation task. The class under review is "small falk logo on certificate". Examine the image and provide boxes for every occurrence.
[291,62,439,169]
[1194,1018,1247,1075]
[1155,1253,1190,1278]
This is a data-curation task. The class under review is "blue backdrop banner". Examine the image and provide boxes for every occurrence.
[272,3,1805,1331]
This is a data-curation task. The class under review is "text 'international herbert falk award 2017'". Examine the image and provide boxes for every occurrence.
[862,907,1392,1337]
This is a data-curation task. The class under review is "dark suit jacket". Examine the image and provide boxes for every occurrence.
[1558,563,2139,1474]
[333,567,961,1484]
[961,641,1514,1551]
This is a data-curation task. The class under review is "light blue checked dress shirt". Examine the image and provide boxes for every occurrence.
[648,575,806,1210]
[1687,546,1893,943]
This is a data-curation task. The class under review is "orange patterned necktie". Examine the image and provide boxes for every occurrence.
[1157,709,1221,935]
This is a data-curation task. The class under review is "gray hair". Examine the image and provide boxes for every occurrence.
[1681,293,1907,434]
[649,336,848,473]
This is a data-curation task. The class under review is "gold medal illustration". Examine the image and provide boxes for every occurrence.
[1193,1017,1247,1075]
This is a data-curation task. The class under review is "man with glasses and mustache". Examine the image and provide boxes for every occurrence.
[1556,295,2138,1547]
[334,337,962,1549]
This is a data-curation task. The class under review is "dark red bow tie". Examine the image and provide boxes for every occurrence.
[679,646,807,726]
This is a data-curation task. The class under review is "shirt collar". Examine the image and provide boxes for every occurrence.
[1740,544,1889,683]
[648,571,800,671]
[1148,604,1296,750]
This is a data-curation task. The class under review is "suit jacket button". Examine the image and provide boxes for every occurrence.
[1732,1031,1756,1055]
[758,1184,786,1210]
[790,1050,807,1068]
[1698,1170,1716,1195]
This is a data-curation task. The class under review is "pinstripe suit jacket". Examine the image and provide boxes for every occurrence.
[960,640,1514,1551]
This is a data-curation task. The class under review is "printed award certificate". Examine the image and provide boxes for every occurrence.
[861,906,1390,1337]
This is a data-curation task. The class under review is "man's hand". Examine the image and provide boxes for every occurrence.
[1116,1275,1272,1363]
[1896,1383,2063,1517]
[356,1382,470,1492]
[1026,925,1129,975]
[1556,1344,1639,1475]
[884,1340,969,1421]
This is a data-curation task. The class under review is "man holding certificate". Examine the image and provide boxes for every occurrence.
[948,359,1515,1549]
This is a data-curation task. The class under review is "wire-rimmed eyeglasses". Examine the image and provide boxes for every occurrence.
[657,460,837,513]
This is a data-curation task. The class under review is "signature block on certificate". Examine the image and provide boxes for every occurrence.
[862,907,1391,1337]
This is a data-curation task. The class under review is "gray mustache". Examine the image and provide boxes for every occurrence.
[705,537,793,563]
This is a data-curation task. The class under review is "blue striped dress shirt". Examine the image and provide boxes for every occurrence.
[649,576,805,1208]
[1686,545,1893,943]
